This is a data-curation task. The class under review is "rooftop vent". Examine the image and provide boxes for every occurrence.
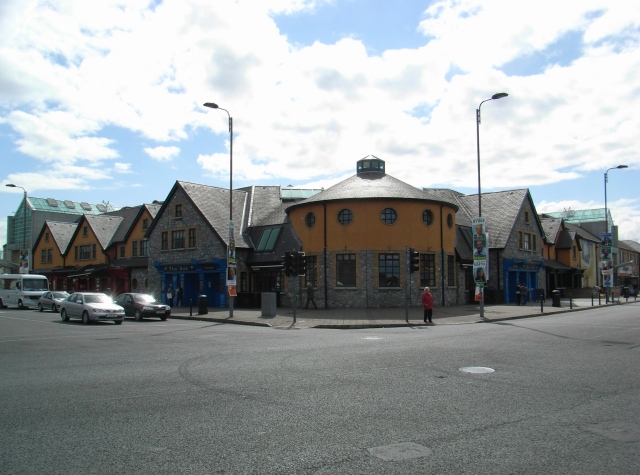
[81,202,92,211]
[46,198,59,207]
[64,200,76,209]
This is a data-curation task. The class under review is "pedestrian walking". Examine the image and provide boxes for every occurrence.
[421,286,434,324]
[167,284,174,307]
[176,283,183,307]
[305,283,317,309]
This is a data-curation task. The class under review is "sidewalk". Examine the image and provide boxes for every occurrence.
[168,297,638,329]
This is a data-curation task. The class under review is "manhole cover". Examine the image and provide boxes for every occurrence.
[368,442,432,461]
[459,366,495,373]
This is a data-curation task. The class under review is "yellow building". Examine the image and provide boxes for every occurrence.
[285,156,459,308]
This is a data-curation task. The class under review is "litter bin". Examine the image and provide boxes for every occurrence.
[551,290,561,307]
[261,292,277,317]
[198,295,208,315]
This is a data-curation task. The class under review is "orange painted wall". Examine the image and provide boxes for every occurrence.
[33,225,66,269]
[67,221,108,265]
[289,200,457,253]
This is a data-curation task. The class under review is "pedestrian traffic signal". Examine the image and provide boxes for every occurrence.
[283,252,293,276]
[296,252,307,276]
[409,248,420,272]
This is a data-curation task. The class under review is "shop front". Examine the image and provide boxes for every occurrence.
[154,259,227,308]
[503,258,544,303]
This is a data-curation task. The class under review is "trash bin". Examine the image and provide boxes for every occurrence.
[551,290,561,307]
[198,295,208,315]
[261,292,277,318]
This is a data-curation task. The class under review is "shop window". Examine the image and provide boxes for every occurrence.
[336,254,356,287]
[420,254,436,287]
[378,253,400,286]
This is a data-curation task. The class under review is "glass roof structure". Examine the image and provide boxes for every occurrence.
[545,208,610,223]
[27,197,109,215]
[281,188,323,201]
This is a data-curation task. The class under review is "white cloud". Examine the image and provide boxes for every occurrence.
[144,146,180,162]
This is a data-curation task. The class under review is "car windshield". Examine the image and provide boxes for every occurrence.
[53,292,69,299]
[134,294,157,304]
[84,294,112,304]
[22,278,49,291]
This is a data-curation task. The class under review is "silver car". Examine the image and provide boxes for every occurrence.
[60,292,125,325]
[38,291,70,313]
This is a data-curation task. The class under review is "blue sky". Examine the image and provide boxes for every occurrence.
[1,0,639,248]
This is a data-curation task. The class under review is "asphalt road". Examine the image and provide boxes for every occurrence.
[1,305,639,474]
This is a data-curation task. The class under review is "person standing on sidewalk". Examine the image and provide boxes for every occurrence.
[305,283,317,309]
[515,283,521,306]
[176,283,184,307]
[167,284,174,308]
[421,287,434,324]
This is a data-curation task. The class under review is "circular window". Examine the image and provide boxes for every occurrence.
[447,213,453,228]
[305,212,316,228]
[338,208,353,225]
[422,210,433,226]
[132,278,138,290]
[380,208,397,225]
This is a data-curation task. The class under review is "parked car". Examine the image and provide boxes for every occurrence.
[60,292,124,324]
[113,293,171,321]
[38,291,70,313]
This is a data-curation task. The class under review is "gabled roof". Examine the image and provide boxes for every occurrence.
[145,181,252,248]
[564,222,600,243]
[106,206,142,244]
[451,189,545,249]
[84,215,124,249]
[540,217,563,244]
[43,221,78,254]
[556,230,576,250]
[620,240,640,253]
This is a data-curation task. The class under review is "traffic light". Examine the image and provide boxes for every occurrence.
[409,248,420,272]
[296,252,307,276]
[283,252,293,276]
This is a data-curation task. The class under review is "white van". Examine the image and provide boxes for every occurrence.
[0,274,50,309]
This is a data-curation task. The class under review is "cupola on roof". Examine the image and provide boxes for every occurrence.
[357,155,385,175]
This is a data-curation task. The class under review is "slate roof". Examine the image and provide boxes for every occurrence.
[540,217,563,244]
[286,169,459,213]
[455,225,474,262]
[106,206,142,245]
[564,222,600,243]
[620,240,640,253]
[84,215,124,250]
[46,221,78,254]
[454,189,544,249]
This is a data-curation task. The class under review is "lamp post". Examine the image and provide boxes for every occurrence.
[603,165,627,299]
[6,183,28,273]
[604,165,627,234]
[476,92,508,318]
[203,102,234,317]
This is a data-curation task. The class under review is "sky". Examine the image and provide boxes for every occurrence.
[1,0,639,250]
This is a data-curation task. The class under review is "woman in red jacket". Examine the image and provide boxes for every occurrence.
[421,287,434,324]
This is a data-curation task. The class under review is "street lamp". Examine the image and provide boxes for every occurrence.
[476,92,508,318]
[603,164,627,300]
[6,183,28,273]
[604,165,627,233]
[203,102,234,317]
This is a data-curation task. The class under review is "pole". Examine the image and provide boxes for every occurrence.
[203,102,234,318]
[475,93,508,319]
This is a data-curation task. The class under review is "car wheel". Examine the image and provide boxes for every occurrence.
[160,316,168,321]
[18,299,24,310]
[114,320,123,325]
[61,309,69,322]
[134,310,143,322]
[38,303,43,312]
[82,311,90,325]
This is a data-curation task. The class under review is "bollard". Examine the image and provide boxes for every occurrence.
[540,296,543,313]
[190,298,193,316]
[598,293,601,306]
[569,293,572,310]
[591,292,594,307]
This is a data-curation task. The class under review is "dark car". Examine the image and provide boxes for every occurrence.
[113,293,170,321]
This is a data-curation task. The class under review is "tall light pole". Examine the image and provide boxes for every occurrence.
[6,183,28,273]
[603,164,627,299]
[604,165,627,233]
[476,92,508,318]
[203,102,234,317]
